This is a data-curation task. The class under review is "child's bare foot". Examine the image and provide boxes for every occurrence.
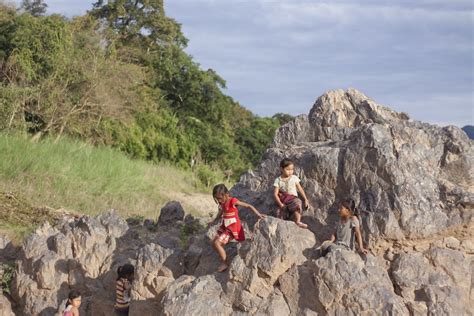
[217,263,228,272]
[296,222,308,229]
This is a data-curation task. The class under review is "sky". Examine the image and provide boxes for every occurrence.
[10,0,474,127]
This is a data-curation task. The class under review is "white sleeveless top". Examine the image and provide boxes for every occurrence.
[273,175,300,196]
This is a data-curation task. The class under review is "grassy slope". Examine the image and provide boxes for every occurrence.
[0,133,218,240]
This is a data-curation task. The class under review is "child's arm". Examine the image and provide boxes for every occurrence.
[235,200,266,219]
[274,187,284,208]
[354,225,368,254]
[296,182,310,209]
[208,207,223,227]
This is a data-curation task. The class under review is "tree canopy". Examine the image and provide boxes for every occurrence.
[0,0,293,181]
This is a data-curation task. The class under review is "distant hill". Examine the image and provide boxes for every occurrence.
[462,125,474,139]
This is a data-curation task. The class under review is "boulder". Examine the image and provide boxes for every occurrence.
[160,275,233,316]
[391,247,473,315]
[310,250,408,315]
[158,201,185,226]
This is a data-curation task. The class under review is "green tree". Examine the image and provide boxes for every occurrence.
[21,0,47,17]
[272,113,294,125]
[92,0,187,48]
[236,117,280,166]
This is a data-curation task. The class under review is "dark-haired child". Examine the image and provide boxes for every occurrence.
[321,199,368,255]
[115,264,134,315]
[208,184,265,272]
[274,158,310,228]
[63,290,81,316]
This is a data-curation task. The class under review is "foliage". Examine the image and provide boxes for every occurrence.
[21,0,47,17]
[0,0,284,181]
[0,133,210,220]
[0,261,14,294]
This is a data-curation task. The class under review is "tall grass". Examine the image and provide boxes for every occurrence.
[0,132,216,220]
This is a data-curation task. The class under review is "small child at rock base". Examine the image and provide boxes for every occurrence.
[63,290,81,316]
[114,264,135,316]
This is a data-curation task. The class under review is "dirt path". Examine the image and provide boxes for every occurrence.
[164,191,217,219]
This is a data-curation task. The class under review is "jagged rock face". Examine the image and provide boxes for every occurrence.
[226,217,315,311]
[11,211,129,316]
[233,88,473,240]
[277,250,409,315]
[129,242,183,314]
[159,217,316,315]
[391,247,473,315]
[161,275,233,315]
[311,251,408,314]
[8,208,190,316]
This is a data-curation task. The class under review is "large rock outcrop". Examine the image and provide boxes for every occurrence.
[233,88,473,242]
[5,89,474,315]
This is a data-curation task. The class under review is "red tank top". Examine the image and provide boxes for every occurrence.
[220,197,239,219]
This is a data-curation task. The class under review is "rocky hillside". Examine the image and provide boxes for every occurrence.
[0,88,473,315]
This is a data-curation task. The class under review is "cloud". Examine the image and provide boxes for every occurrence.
[9,0,474,126]
[166,0,473,126]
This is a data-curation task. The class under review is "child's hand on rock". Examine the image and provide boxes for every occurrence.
[359,247,369,255]
[304,199,310,210]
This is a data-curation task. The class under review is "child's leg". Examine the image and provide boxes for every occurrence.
[213,238,227,263]
[294,210,308,228]
[213,235,229,272]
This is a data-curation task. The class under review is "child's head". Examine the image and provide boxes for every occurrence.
[279,158,295,177]
[66,290,81,308]
[338,198,356,218]
[212,184,229,204]
[117,263,135,281]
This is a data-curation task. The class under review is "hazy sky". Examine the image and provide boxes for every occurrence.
[11,0,474,126]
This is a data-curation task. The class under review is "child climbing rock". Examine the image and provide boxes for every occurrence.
[208,184,265,272]
[274,158,310,228]
[114,264,135,316]
[321,198,368,255]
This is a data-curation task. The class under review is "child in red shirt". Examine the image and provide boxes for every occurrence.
[208,184,265,272]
